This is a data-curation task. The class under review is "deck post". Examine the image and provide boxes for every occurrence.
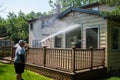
[72,46,76,73]
[43,46,47,67]
[90,46,93,70]
[2,46,4,56]
[11,46,13,60]
[102,48,105,67]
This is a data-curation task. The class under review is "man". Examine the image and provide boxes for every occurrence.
[14,40,26,80]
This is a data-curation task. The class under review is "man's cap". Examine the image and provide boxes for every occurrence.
[18,40,26,44]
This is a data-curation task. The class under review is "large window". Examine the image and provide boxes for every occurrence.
[86,27,99,48]
[112,28,120,50]
[66,27,81,48]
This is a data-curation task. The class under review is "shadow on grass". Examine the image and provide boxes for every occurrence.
[0,63,9,74]
[97,70,120,80]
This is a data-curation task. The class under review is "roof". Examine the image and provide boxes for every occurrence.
[58,7,101,18]
[28,2,120,23]
[57,5,120,22]
[28,18,39,23]
[103,15,120,22]
[80,2,100,8]
[28,14,58,23]
[0,37,7,40]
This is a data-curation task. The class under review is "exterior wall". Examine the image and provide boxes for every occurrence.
[55,12,108,68]
[29,20,42,47]
[60,12,107,48]
[29,15,69,48]
[39,12,108,49]
[40,16,70,48]
[107,20,120,70]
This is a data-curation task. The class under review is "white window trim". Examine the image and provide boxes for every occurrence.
[85,26,100,49]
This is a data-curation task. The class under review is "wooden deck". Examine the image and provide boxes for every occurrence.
[1,46,106,80]
[17,47,106,80]
[24,47,105,73]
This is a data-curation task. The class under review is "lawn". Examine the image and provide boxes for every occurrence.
[0,63,53,80]
[0,63,120,80]
[98,73,120,80]
[99,77,120,80]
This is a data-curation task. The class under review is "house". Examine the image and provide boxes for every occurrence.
[28,2,120,72]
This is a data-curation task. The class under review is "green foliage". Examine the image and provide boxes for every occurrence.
[26,11,41,20]
[48,0,98,12]
[48,0,120,21]
[48,0,120,13]
[101,6,120,20]
[99,0,120,6]
[0,17,7,37]
[0,11,41,43]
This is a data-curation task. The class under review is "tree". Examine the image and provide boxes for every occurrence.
[48,0,120,19]
[0,16,7,37]
[99,0,120,19]
[99,0,120,6]
[5,12,18,42]
[26,11,41,20]
[48,0,98,12]
[3,11,42,43]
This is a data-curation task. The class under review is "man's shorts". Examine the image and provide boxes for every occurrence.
[14,63,25,74]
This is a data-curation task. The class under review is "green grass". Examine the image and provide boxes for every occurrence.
[99,77,120,80]
[98,75,120,80]
[0,63,53,80]
[1,63,120,80]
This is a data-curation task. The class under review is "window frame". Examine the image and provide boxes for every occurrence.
[112,28,120,51]
[85,26,100,49]
[30,23,33,31]
[54,34,62,48]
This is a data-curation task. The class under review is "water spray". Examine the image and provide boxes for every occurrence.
[40,24,81,43]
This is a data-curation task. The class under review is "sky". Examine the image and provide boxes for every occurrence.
[0,0,53,18]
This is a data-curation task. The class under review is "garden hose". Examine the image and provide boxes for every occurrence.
[25,69,33,80]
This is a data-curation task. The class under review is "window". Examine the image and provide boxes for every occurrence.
[32,40,41,48]
[112,28,120,50]
[44,20,48,26]
[66,27,81,48]
[41,20,45,28]
[91,6,99,11]
[54,35,62,48]
[86,27,100,48]
[30,23,33,31]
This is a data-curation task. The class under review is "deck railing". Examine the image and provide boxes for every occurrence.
[11,47,105,73]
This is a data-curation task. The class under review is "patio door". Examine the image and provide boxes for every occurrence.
[85,27,100,48]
